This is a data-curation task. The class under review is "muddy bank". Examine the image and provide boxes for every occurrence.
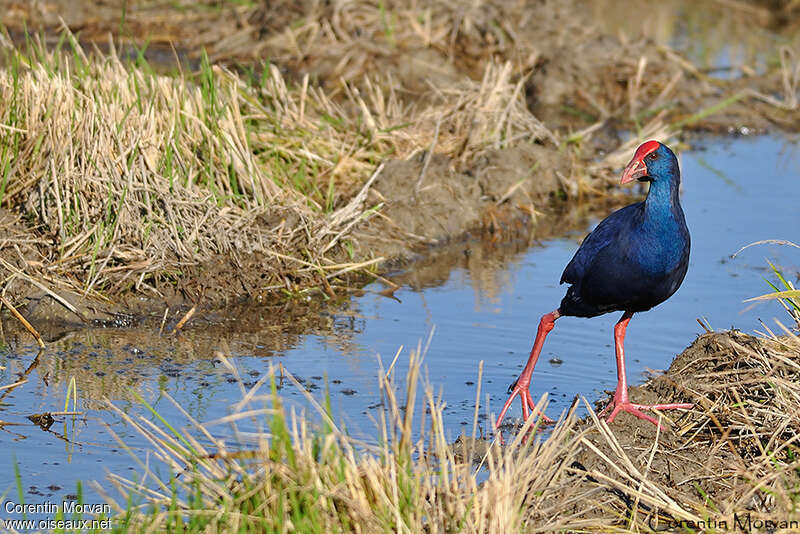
[4,187,630,339]
[482,329,800,528]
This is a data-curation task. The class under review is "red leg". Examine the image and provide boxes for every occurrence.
[599,311,693,428]
[495,310,559,429]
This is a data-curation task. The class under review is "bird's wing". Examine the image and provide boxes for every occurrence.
[560,202,643,285]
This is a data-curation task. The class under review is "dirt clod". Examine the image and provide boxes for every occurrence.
[529,329,800,526]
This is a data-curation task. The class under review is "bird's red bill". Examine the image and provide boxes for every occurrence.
[621,159,647,184]
[620,140,660,184]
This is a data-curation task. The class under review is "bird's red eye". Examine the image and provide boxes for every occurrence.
[647,153,657,161]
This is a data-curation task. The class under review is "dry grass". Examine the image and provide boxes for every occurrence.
[94,322,800,532]
[0,34,384,302]
[658,325,800,526]
[0,25,559,306]
[99,341,595,532]
[0,0,797,311]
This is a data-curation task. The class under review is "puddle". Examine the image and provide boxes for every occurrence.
[594,0,800,79]
[1,135,799,514]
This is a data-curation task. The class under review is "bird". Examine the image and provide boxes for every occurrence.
[495,140,693,430]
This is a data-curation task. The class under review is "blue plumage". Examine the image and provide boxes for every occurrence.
[559,143,689,317]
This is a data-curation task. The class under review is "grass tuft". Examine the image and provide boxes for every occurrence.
[100,343,597,532]
[101,326,800,532]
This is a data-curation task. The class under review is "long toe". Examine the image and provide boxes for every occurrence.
[608,403,661,426]
[495,383,553,429]
[495,388,520,429]
[631,402,693,411]
[605,401,692,428]
[523,391,555,424]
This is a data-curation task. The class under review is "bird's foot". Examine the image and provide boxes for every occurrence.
[495,379,555,429]
[600,400,693,429]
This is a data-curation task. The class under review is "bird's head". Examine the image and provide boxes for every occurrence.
[620,141,678,185]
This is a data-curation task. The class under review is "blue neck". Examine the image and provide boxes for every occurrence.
[643,177,680,222]
[636,176,685,274]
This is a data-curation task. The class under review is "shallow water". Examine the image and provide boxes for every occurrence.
[595,0,800,79]
[1,135,798,515]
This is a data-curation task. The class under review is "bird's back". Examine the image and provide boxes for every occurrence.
[560,203,643,287]
[559,201,689,318]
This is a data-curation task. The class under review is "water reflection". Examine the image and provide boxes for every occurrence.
[594,0,800,77]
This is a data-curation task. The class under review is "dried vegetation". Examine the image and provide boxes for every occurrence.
[102,320,800,532]
[0,34,393,312]
[0,0,797,318]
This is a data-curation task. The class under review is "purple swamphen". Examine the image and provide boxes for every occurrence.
[496,140,693,429]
